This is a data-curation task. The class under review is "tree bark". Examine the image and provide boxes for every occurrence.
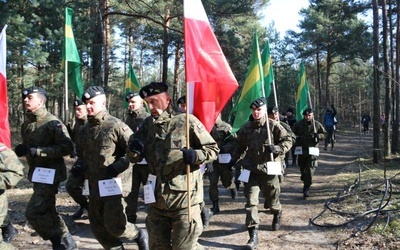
[372,0,381,163]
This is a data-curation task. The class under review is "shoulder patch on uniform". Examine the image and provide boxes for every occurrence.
[122,126,130,132]
[197,123,205,133]
[0,145,6,152]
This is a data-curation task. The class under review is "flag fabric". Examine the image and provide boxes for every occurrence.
[229,32,264,134]
[62,7,83,98]
[261,41,274,99]
[124,61,141,108]
[0,25,11,148]
[183,0,239,132]
[296,61,309,121]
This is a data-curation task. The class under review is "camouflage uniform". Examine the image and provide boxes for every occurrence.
[127,105,218,250]
[21,106,74,241]
[0,143,24,250]
[66,115,88,212]
[124,106,150,222]
[76,109,141,249]
[228,115,292,228]
[279,121,296,180]
[292,118,327,191]
[208,119,235,205]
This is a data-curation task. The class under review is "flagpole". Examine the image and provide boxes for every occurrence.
[185,82,192,222]
[271,79,279,121]
[307,90,317,133]
[65,61,69,125]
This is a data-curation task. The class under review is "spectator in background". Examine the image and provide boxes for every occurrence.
[381,113,387,130]
[323,105,337,151]
[361,112,371,134]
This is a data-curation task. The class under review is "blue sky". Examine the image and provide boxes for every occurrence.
[262,0,310,37]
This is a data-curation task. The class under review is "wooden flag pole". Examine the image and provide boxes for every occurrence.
[185,81,192,223]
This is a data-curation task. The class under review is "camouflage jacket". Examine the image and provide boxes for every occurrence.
[76,109,133,197]
[125,106,149,133]
[72,115,87,143]
[0,143,24,191]
[292,118,327,153]
[21,107,73,183]
[127,105,219,210]
[210,119,236,165]
[228,114,292,175]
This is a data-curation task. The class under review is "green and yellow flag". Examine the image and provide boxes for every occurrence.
[230,32,264,133]
[296,61,309,121]
[124,61,141,108]
[62,7,83,98]
[261,41,274,99]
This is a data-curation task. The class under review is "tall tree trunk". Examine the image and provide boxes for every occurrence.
[372,0,381,163]
[391,0,399,153]
[395,0,400,153]
[102,0,110,88]
[172,43,182,102]
[316,52,322,110]
[91,1,104,86]
[325,50,331,108]
[382,0,391,156]
[162,7,170,83]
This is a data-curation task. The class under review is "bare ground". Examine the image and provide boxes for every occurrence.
[6,127,399,249]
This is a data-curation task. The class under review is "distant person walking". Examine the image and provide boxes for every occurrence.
[323,105,337,151]
[361,113,371,134]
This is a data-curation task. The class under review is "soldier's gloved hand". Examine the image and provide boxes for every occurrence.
[129,139,145,155]
[14,144,28,157]
[70,164,85,177]
[105,164,119,178]
[29,147,37,157]
[265,144,277,154]
[181,147,197,164]
[313,133,319,143]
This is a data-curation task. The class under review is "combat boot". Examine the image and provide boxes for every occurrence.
[134,228,149,250]
[230,187,238,200]
[50,235,63,250]
[303,185,310,198]
[211,200,220,215]
[246,227,259,249]
[272,210,282,231]
[72,205,85,220]
[60,233,78,250]
[2,221,18,243]
[201,206,211,228]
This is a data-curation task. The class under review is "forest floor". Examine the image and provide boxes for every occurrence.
[6,126,400,249]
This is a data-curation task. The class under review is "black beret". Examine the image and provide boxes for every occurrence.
[139,82,168,99]
[22,86,46,99]
[73,98,85,107]
[125,91,140,102]
[286,107,294,113]
[302,108,313,115]
[267,106,279,115]
[82,86,105,102]
[250,97,266,109]
[177,95,186,105]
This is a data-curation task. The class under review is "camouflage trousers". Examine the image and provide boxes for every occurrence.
[25,183,69,240]
[208,163,234,202]
[88,195,140,249]
[244,173,281,228]
[65,172,88,207]
[125,165,149,220]
[146,204,203,250]
[0,193,16,250]
[297,155,318,188]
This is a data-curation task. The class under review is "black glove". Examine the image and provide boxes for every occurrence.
[70,164,85,177]
[105,164,119,178]
[14,144,28,157]
[129,139,145,155]
[29,147,38,157]
[331,104,334,109]
[313,133,319,143]
[265,144,277,154]
[181,148,197,164]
